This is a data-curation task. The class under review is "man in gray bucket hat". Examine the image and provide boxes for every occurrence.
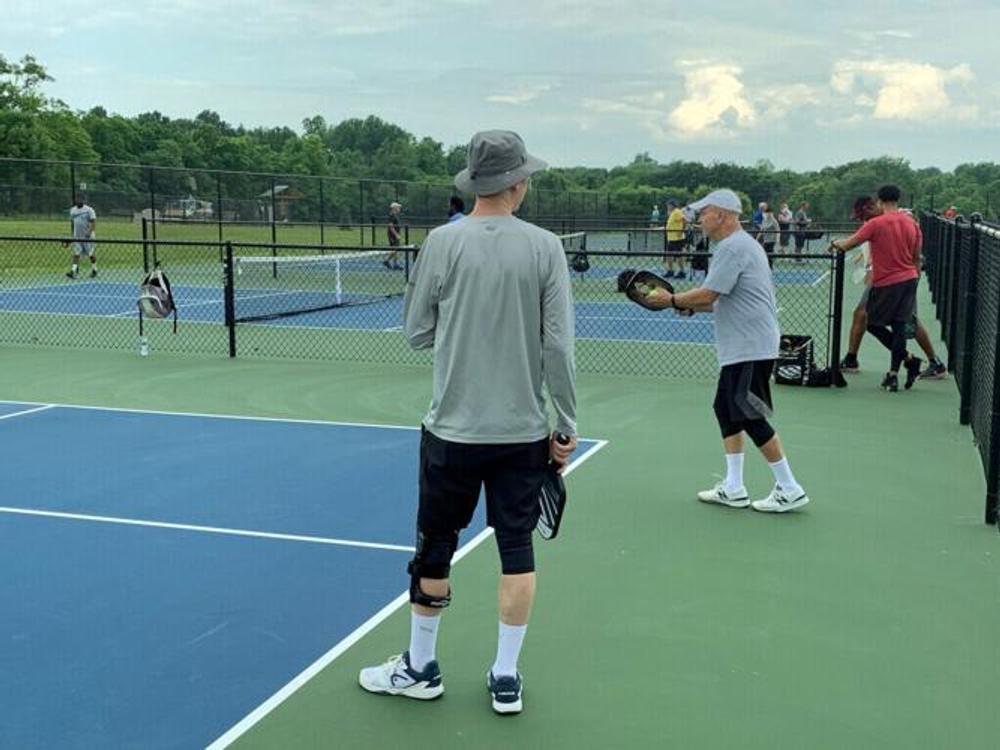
[359,130,577,715]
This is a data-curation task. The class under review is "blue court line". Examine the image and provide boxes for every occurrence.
[0,402,603,749]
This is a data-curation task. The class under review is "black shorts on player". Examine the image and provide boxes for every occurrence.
[414,427,549,580]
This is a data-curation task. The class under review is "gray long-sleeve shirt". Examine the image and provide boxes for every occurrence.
[403,215,576,443]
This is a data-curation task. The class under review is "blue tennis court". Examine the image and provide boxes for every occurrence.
[0,401,602,748]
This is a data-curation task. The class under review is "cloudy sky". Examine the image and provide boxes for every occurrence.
[4,0,998,170]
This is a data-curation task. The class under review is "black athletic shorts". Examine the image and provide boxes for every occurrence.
[866,278,918,327]
[666,239,686,255]
[714,359,775,423]
[418,427,549,537]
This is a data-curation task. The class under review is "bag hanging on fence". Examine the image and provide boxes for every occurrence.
[570,252,590,273]
[805,225,825,241]
[775,334,814,386]
[138,266,178,333]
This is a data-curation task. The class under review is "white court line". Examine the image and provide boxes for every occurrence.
[0,404,55,421]
[205,437,610,750]
[810,269,831,288]
[0,506,415,552]
[0,400,421,432]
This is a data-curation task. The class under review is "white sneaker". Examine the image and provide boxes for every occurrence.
[358,651,444,700]
[751,485,810,513]
[696,482,750,508]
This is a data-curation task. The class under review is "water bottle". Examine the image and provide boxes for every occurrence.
[138,336,149,357]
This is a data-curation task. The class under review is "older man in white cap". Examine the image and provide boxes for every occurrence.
[650,188,810,514]
[359,130,577,715]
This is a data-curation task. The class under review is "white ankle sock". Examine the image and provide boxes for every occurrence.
[768,458,802,494]
[491,622,527,678]
[724,453,745,491]
[408,612,440,671]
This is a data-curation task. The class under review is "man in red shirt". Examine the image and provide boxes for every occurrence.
[832,185,922,392]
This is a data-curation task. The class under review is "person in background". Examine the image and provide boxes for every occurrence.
[384,201,405,270]
[650,204,662,226]
[665,200,687,279]
[66,196,97,279]
[759,205,780,268]
[793,201,811,258]
[839,196,947,380]
[831,185,924,392]
[943,206,958,219]
[752,201,766,233]
[777,202,793,250]
[447,196,466,223]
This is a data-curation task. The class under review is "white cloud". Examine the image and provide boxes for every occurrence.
[831,59,976,121]
[668,64,755,138]
[486,83,554,106]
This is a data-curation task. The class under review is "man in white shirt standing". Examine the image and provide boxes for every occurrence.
[67,197,97,279]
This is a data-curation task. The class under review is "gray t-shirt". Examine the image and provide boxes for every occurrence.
[702,229,780,367]
[403,215,576,443]
[70,204,96,238]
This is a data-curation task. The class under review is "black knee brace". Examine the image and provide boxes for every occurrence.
[495,531,535,575]
[407,529,458,608]
[715,402,742,439]
[743,419,776,448]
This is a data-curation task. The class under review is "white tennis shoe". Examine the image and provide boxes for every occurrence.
[359,651,444,700]
[751,485,810,513]
[696,482,750,508]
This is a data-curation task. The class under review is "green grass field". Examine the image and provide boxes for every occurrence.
[0,279,997,749]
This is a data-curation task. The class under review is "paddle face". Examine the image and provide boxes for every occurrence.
[616,269,676,311]
[535,466,567,540]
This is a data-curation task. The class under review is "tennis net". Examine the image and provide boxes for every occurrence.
[231,249,408,323]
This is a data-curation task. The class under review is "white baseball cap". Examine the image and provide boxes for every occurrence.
[690,189,742,214]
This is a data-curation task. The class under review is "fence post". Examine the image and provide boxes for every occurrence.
[223,241,237,358]
[358,181,364,245]
[958,218,979,426]
[69,162,77,206]
[149,168,157,240]
[141,216,149,273]
[946,221,962,371]
[319,178,325,245]
[216,174,223,243]
[829,249,847,386]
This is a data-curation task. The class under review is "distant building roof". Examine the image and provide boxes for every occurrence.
[258,185,305,199]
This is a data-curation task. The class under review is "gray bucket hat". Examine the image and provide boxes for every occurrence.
[454,130,548,195]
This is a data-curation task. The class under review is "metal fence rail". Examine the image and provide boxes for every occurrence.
[0,233,843,381]
[921,213,1000,527]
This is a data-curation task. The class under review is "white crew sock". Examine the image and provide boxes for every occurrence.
[491,622,527,678]
[408,612,440,672]
[768,457,802,494]
[724,453,745,492]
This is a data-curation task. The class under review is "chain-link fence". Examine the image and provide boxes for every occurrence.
[6,157,990,238]
[1,230,844,380]
[921,213,1000,528]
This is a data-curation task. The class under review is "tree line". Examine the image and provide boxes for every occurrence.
[2,53,998,222]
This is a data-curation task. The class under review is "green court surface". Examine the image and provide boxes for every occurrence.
[1,282,997,750]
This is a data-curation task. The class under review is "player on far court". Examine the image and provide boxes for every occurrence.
[66,196,98,279]
[645,189,810,513]
[358,130,577,713]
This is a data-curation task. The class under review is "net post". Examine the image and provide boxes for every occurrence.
[149,167,157,241]
[958,218,980,426]
[829,248,846,386]
[223,241,237,358]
